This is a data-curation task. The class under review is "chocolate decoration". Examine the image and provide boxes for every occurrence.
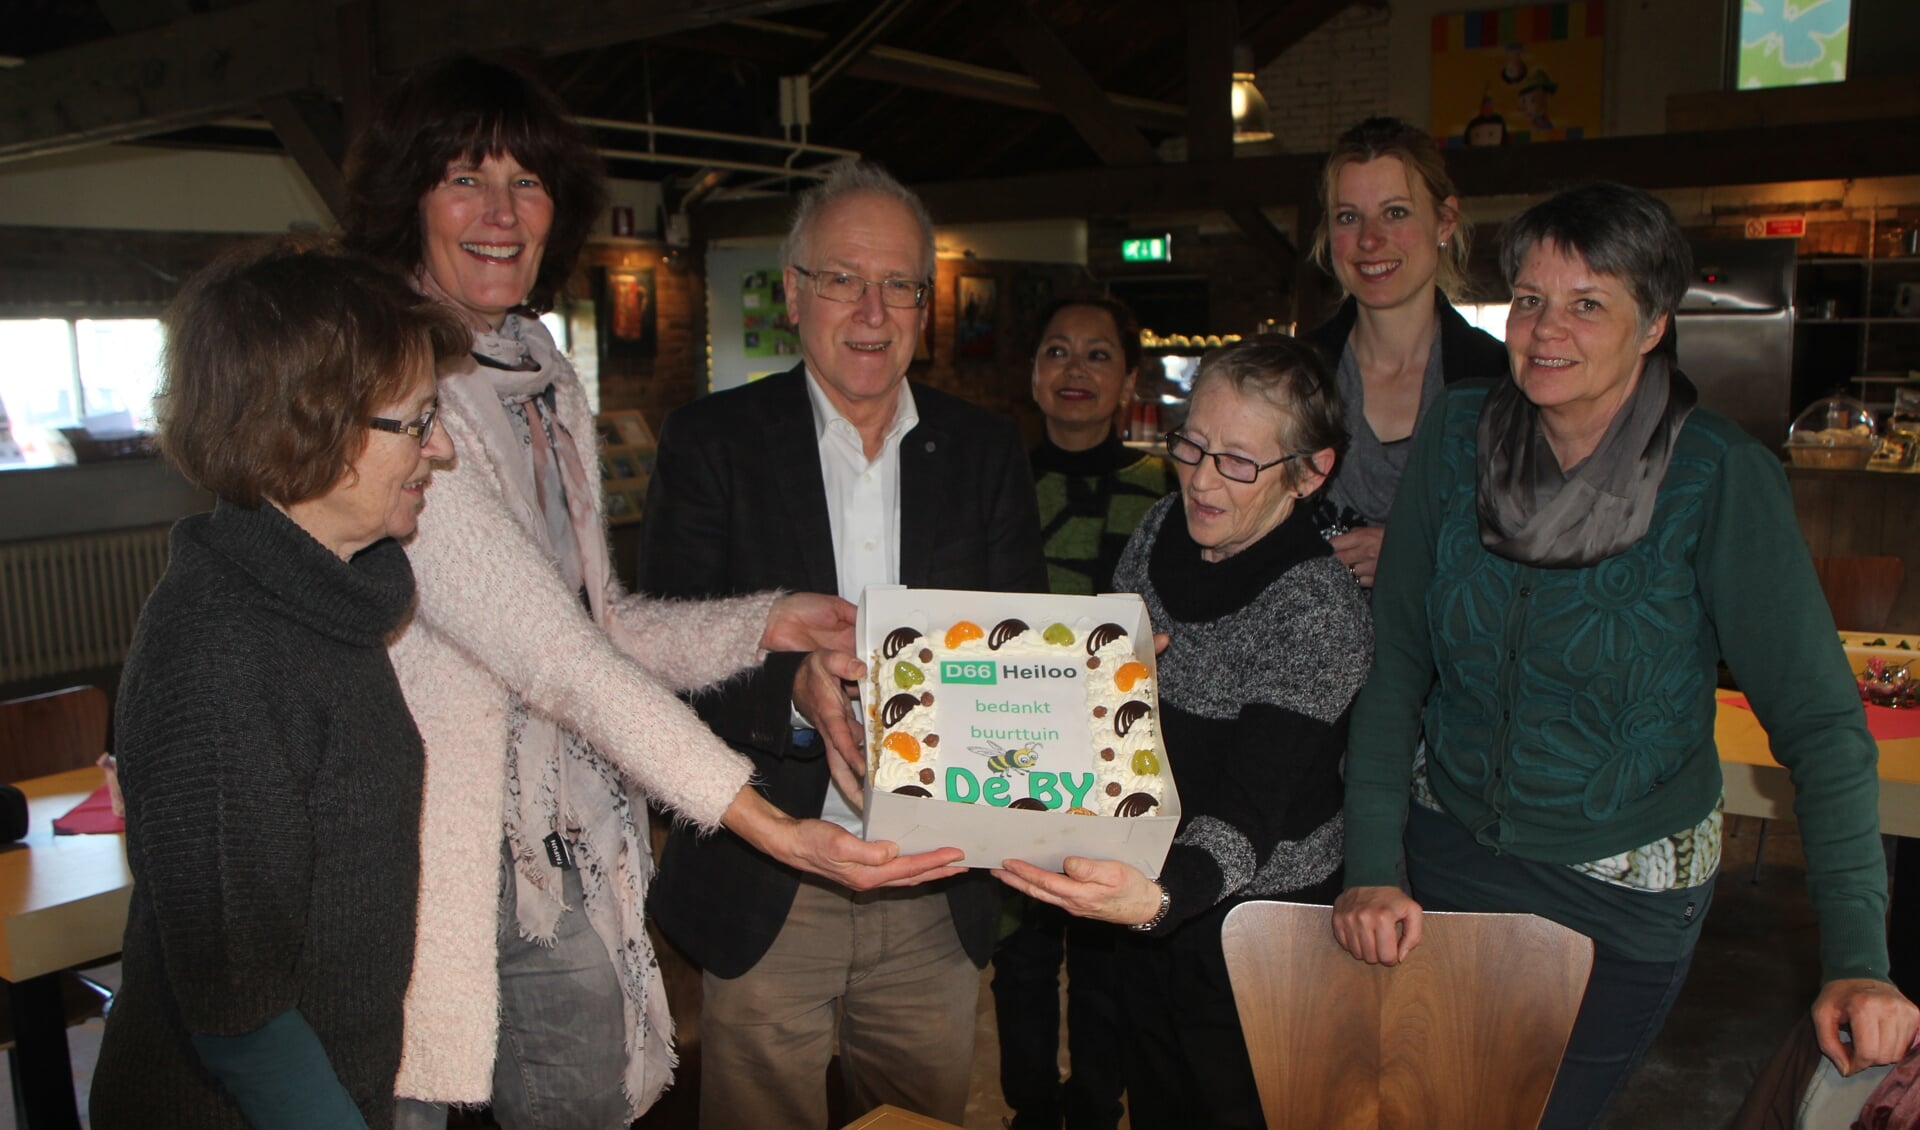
[1105,781,1122,797]
[1114,700,1152,737]
[920,692,934,707]
[1100,747,1116,761]
[881,693,920,728]
[925,734,940,748]
[1009,797,1048,811]
[1086,622,1126,655]
[919,647,933,663]
[989,618,1031,650]
[919,768,935,785]
[1116,792,1160,818]
[1093,705,1107,718]
[882,627,922,659]
[892,785,932,798]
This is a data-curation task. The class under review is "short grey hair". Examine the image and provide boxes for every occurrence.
[1190,337,1347,495]
[779,161,936,280]
[1499,182,1692,344]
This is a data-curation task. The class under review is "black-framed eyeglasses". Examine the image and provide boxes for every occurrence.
[793,265,930,309]
[1162,430,1299,483]
[368,402,439,447]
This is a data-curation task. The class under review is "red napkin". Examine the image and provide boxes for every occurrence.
[52,785,124,835]
[1721,693,1920,742]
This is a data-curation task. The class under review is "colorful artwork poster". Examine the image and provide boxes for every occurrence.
[955,275,998,360]
[1431,2,1605,148]
[1738,0,1849,89]
[743,270,799,358]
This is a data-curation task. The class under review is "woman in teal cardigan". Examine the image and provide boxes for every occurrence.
[1333,182,1916,1129]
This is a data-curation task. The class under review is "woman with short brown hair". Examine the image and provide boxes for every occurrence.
[92,241,467,1130]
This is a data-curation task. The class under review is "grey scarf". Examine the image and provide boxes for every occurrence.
[1475,353,1696,568]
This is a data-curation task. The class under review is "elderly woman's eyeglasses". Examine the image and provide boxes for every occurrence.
[1162,430,1300,484]
[368,403,439,447]
[793,266,930,309]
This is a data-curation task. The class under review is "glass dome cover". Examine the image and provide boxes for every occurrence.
[1786,396,1878,468]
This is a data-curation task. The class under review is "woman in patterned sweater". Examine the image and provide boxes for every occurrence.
[1000,338,1372,1129]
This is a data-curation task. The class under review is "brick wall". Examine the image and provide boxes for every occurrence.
[577,244,703,437]
[1253,3,1393,154]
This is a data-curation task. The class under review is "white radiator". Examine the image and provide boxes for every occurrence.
[0,526,171,684]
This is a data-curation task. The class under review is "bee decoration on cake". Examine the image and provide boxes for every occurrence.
[969,740,1040,777]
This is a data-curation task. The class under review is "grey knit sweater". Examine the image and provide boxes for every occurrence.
[91,500,422,1129]
[1114,494,1373,936]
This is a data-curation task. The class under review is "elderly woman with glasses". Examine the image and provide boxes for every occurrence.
[344,60,956,1130]
[92,243,467,1130]
[999,337,1372,1129]
[1334,183,1917,1129]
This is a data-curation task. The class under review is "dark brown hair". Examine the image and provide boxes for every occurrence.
[343,56,606,313]
[158,240,470,508]
[1031,293,1143,374]
[1190,336,1347,493]
[1310,116,1470,297]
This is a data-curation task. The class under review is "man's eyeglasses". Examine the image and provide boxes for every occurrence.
[368,402,440,447]
[1162,430,1300,483]
[793,266,930,309]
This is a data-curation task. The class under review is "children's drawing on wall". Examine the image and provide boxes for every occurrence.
[1737,0,1850,89]
[742,270,799,358]
[1431,2,1604,147]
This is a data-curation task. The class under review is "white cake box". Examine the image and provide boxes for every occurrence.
[856,585,1180,877]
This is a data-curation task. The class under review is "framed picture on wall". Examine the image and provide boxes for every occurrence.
[594,266,657,358]
[956,275,998,359]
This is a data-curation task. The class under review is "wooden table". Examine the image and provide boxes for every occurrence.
[0,768,132,1130]
[1716,691,1920,836]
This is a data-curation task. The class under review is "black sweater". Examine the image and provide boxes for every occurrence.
[1114,496,1373,938]
[91,501,422,1129]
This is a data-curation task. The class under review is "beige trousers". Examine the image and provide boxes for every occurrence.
[698,879,980,1129]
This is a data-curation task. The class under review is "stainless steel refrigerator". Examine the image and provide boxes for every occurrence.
[1676,239,1797,449]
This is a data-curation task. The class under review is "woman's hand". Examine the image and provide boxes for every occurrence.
[762,592,857,653]
[994,857,1164,927]
[1332,885,1424,965]
[1812,978,1920,1075]
[722,787,964,891]
[1329,526,1387,588]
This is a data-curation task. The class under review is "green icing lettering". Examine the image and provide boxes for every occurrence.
[983,775,1011,807]
[1028,772,1062,809]
[946,766,979,804]
[1060,772,1093,809]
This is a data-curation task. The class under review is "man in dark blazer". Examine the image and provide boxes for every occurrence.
[640,162,1046,1129]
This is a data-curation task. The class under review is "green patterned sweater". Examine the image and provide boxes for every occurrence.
[1345,381,1890,983]
[1030,433,1177,596]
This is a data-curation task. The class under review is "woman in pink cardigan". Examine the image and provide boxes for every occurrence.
[345,59,960,1129]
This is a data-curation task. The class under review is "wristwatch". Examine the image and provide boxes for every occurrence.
[1131,882,1172,933]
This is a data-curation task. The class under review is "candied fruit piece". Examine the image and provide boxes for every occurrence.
[945,620,985,648]
[1114,661,1150,692]
[1131,749,1162,777]
[1043,622,1075,646]
[883,732,922,763]
[894,661,925,688]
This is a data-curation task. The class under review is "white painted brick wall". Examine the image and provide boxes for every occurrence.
[1254,3,1393,153]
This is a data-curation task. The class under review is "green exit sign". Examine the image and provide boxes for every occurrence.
[1121,235,1172,263]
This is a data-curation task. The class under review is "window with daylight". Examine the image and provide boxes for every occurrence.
[0,318,164,467]
[1737,0,1851,89]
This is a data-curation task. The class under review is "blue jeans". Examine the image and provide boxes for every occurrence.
[394,843,629,1130]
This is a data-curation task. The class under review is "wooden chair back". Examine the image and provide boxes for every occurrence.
[1221,901,1594,1130]
[0,686,109,783]
[1813,555,1904,633]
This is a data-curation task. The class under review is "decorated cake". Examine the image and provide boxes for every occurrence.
[867,617,1164,817]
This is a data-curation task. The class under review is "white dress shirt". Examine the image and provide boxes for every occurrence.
[802,366,919,832]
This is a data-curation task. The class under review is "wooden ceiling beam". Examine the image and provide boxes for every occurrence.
[667,19,1188,130]
[259,93,349,221]
[699,115,1920,234]
[0,0,832,163]
[994,0,1155,167]
[1186,0,1235,163]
